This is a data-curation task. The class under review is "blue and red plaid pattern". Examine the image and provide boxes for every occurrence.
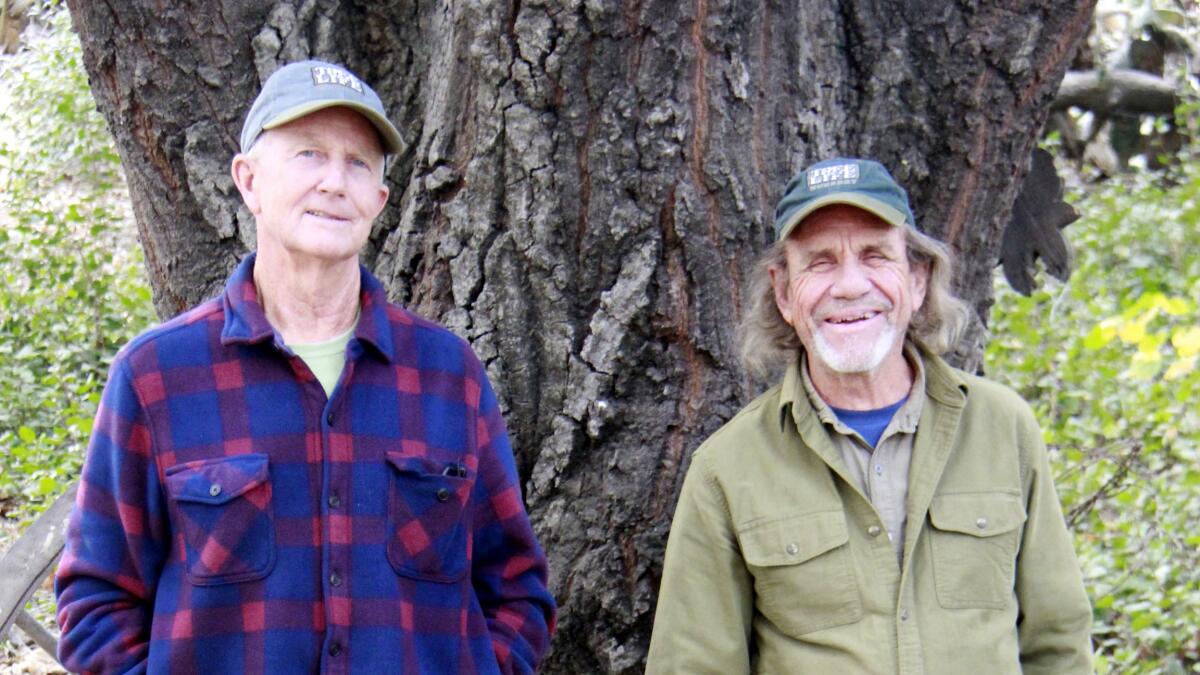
[55,254,556,674]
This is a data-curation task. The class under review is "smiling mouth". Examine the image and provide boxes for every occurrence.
[306,209,348,221]
[825,310,880,325]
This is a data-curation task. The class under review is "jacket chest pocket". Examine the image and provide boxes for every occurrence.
[927,492,1025,609]
[739,510,862,636]
[164,454,275,585]
[385,451,473,583]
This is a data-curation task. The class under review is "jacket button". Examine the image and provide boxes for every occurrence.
[209,484,222,497]
[976,517,988,529]
[436,488,450,502]
[867,525,881,537]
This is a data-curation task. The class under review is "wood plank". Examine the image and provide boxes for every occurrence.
[0,481,77,645]
[14,608,58,657]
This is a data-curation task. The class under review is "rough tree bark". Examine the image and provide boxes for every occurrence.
[65,1,1094,672]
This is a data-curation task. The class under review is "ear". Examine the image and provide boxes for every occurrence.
[368,182,390,221]
[910,259,930,312]
[230,153,261,215]
[768,262,794,326]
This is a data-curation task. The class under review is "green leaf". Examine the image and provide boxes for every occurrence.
[36,476,59,496]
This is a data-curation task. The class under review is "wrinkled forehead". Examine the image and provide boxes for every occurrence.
[260,107,386,156]
[790,204,902,245]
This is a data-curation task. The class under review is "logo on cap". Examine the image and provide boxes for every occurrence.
[807,163,860,190]
[310,66,364,93]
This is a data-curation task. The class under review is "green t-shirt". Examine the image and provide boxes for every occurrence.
[289,322,356,398]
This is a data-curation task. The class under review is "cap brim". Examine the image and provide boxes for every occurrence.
[777,193,909,240]
[262,100,404,155]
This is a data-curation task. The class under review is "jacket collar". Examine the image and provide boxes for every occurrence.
[777,340,968,434]
[219,252,397,363]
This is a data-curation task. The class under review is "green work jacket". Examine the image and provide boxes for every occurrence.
[646,349,1092,674]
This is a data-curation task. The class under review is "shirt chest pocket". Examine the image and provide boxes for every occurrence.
[739,510,862,636]
[927,492,1026,609]
[164,454,276,585]
[385,451,473,583]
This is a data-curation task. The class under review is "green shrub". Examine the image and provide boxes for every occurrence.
[986,157,1200,673]
[0,4,155,514]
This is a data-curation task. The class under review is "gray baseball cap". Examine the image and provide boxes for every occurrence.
[239,60,403,155]
[773,157,916,240]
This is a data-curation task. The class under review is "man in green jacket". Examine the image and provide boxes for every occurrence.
[646,158,1093,674]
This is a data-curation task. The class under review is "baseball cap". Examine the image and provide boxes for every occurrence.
[773,157,916,240]
[239,60,404,155]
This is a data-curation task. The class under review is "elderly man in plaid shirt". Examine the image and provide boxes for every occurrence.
[54,60,556,674]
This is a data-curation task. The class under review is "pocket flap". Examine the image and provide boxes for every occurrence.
[385,451,473,480]
[929,492,1025,537]
[165,454,270,505]
[739,511,849,567]
[385,451,440,476]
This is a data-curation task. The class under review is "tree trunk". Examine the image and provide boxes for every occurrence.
[65,1,1094,671]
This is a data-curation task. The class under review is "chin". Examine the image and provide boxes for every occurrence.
[810,326,898,375]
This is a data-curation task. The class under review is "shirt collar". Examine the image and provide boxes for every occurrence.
[778,342,927,436]
[220,252,397,363]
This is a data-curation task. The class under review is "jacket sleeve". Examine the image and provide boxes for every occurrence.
[1014,410,1094,674]
[469,372,556,674]
[54,357,169,674]
[646,450,753,675]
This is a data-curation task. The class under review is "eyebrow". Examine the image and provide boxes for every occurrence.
[799,237,899,263]
[283,131,382,158]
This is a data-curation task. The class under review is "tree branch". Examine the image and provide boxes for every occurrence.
[1053,68,1178,115]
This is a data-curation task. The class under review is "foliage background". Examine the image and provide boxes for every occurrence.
[0,2,1197,673]
[0,5,154,521]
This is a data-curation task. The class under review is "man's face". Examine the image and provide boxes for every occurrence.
[231,106,389,265]
[770,205,928,380]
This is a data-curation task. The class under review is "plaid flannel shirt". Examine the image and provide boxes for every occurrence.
[55,254,556,674]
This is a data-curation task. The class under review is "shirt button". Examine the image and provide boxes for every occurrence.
[326,412,335,425]
[785,543,799,556]
[436,488,450,502]
[328,493,341,508]
[209,484,222,497]
[874,464,883,475]
[328,643,342,656]
[900,609,909,621]
[330,572,342,587]
[867,525,881,537]
[976,517,988,529]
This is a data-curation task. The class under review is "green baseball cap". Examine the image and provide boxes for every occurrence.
[239,60,403,155]
[773,157,916,240]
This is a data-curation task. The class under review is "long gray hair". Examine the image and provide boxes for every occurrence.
[739,226,972,378]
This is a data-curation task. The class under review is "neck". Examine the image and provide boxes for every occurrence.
[253,250,361,344]
[806,346,914,410]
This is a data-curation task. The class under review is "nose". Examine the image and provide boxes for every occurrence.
[828,258,871,298]
[317,160,348,194]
